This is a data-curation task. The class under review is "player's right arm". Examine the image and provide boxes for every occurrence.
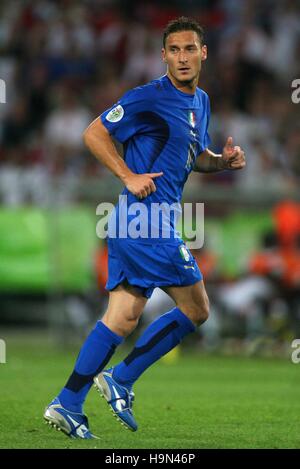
[83,118,163,199]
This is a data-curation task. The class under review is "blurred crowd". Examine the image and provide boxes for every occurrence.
[0,0,300,206]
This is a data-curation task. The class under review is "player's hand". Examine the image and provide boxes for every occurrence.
[221,137,246,170]
[124,172,164,199]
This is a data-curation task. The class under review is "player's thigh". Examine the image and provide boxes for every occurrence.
[163,280,209,322]
[102,283,148,328]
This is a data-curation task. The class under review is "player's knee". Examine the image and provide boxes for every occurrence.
[122,310,141,335]
[180,297,209,326]
[192,305,209,326]
[199,299,210,324]
[102,308,142,337]
[118,319,139,337]
[104,316,140,337]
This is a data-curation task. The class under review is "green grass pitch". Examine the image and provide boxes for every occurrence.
[0,334,299,449]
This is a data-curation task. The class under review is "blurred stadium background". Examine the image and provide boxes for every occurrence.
[0,0,300,356]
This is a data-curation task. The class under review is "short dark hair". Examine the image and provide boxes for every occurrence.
[163,16,204,48]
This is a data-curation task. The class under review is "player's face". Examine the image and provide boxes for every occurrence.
[162,31,207,90]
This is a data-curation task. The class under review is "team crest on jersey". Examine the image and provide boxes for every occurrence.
[188,111,196,128]
[179,244,190,262]
[106,105,124,123]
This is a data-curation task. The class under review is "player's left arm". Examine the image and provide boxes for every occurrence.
[193,137,246,173]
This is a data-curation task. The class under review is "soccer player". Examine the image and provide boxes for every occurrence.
[44,16,246,439]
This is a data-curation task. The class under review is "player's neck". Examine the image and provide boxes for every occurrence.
[167,72,198,95]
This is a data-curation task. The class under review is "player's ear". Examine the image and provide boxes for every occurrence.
[161,48,167,63]
[201,45,207,61]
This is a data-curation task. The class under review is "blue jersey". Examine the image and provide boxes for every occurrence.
[100,74,211,242]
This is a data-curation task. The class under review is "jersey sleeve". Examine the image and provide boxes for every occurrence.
[100,88,150,143]
[200,94,211,152]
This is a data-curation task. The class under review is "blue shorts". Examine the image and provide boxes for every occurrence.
[106,237,203,298]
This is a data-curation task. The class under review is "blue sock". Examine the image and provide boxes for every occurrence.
[58,321,123,413]
[113,307,195,390]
